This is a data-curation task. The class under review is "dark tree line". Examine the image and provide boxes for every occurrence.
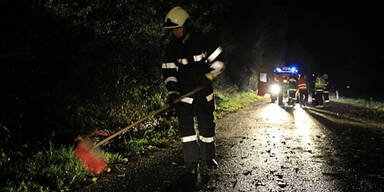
[0,0,288,145]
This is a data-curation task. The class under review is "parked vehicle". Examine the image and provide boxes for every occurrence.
[270,66,299,106]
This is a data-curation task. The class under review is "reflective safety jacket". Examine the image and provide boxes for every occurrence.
[161,32,224,105]
[298,77,307,90]
[287,77,297,90]
[315,76,326,89]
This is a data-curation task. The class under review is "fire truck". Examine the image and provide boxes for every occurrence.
[256,66,298,106]
[270,66,298,106]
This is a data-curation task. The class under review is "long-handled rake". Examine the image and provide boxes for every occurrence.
[74,86,204,174]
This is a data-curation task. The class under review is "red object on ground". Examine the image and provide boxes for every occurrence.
[73,88,205,175]
[75,140,107,174]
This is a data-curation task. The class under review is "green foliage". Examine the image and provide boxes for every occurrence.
[335,97,384,110]
[143,127,169,147]
[2,143,89,192]
[122,138,150,156]
[24,144,88,190]
[1,143,133,191]
[3,180,50,192]
[105,152,126,164]
[1,82,261,191]
[73,103,109,132]
[117,126,172,157]
[1,0,290,191]
[215,88,262,118]
[1,151,9,167]
[108,112,178,158]
[71,86,166,136]
[158,116,178,137]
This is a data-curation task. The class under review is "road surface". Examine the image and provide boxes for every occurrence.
[79,100,384,192]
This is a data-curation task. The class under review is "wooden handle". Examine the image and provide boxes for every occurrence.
[94,86,205,148]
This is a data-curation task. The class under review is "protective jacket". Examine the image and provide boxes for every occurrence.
[162,32,224,105]
[298,77,307,90]
[315,76,326,89]
[287,77,297,90]
[161,32,224,163]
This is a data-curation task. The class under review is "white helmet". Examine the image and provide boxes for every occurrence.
[164,6,190,29]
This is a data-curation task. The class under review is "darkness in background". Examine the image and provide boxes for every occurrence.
[286,1,384,98]
[229,0,383,99]
[4,0,382,99]
[1,0,384,144]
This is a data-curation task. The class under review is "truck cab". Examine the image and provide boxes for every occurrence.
[269,66,299,106]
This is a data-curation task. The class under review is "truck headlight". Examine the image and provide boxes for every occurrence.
[270,84,281,94]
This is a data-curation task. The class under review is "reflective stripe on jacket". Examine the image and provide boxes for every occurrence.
[161,32,224,104]
[298,78,307,90]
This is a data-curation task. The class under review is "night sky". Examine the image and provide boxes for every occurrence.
[2,1,383,99]
[232,0,383,98]
[286,1,383,97]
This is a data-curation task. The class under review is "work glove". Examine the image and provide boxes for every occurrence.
[205,61,224,81]
[167,92,180,106]
[205,73,214,81]
[201,73,213,88]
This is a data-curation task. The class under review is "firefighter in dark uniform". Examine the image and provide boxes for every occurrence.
[323,74,329,103]
[287,74,298,105]
[162,6,224,172]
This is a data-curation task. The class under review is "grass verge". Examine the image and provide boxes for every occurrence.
[1,142,129,192]
[1,88,263,191]
[215,89,264,118]
[331,97,384,111]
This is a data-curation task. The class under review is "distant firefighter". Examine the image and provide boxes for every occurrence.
[322,74,329,103]
[287,74,298,105]
[297,74,308,106]
[314,73,326,106]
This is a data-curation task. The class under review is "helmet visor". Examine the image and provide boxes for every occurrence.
[164,18,179,29]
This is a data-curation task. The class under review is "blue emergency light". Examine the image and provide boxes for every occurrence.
[291,67,298,73]
[273,66,299,74]
[274,67,282,73]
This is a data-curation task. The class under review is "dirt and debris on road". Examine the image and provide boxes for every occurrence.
[77,100,384,192]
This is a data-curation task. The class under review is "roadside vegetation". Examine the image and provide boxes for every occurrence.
[215,87,263,118]
[2,0,281,191]
[326,97,384,125]
[1,82,263,192]
[332,97,384,110]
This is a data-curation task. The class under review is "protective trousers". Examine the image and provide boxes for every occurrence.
[299,90,308,105]
[323,88,329,103]
[176,97,216,163]
[315,89,324,105]
[288,89,296,100]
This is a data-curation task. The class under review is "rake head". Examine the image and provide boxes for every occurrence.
[75,139,107,174]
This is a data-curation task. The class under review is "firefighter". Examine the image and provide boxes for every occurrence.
[297,74,308,106]
[287,74,298,105]
[274,73,287,105]
[323,74,329,103]
[314,73,326,106]
[162,6,224,172]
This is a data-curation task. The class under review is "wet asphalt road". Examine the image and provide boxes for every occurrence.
[80,100,384,192]
[201,101,384,192]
